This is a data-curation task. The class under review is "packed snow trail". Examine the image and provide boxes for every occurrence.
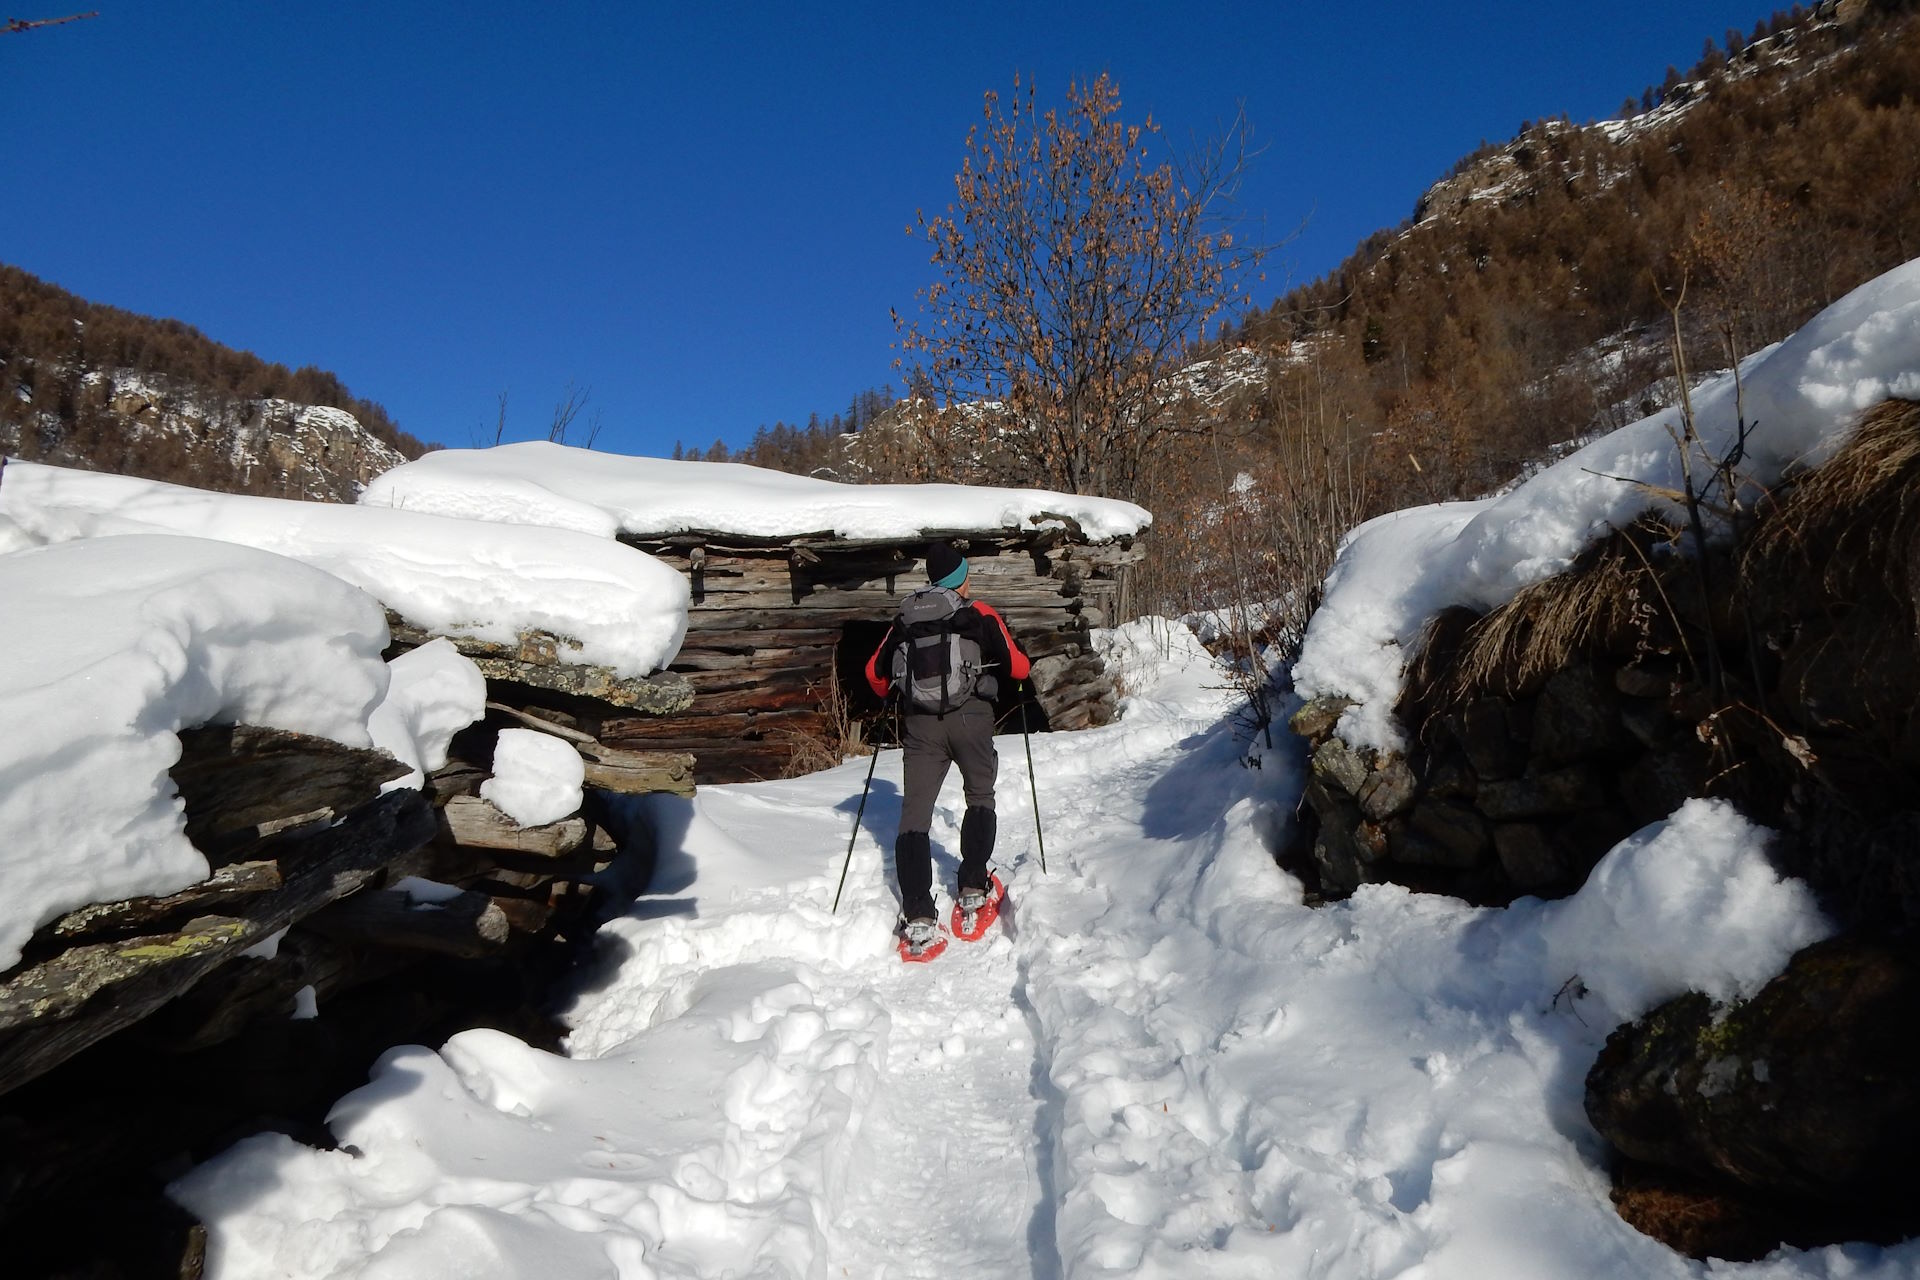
[174,621,1920,1279]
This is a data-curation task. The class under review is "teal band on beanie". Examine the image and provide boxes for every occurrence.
[933,558,969,590]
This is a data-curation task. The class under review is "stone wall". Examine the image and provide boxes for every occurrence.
[1291,653,1704,906]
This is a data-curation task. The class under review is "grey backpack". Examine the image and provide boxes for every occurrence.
[890,587,986,714]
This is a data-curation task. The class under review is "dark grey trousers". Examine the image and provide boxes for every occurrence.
[894,701,998,917]
[899,701,998,833]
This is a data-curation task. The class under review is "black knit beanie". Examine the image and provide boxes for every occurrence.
[925,541,967,588]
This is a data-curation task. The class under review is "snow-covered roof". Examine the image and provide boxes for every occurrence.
[0,536,399,971]
[1295,255,1920,750]
[358,442,1153,543]
[0,463,690,678]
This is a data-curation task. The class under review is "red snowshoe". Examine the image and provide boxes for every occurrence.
[898,917,948,964]
[949,873,1006,943]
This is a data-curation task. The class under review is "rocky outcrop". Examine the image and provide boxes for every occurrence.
[1587,936,1920,1257]
[12,364,410,501]
[1290,661,1656,904]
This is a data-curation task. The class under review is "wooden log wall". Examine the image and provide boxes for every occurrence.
[622,530,1144,783]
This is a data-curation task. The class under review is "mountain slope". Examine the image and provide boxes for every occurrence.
[1,264,424,501]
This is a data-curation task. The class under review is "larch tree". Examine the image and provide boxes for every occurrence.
[894,72,1262,499]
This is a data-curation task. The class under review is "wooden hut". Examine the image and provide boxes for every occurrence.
[609,521,1145,783]
[355,444,1154,786]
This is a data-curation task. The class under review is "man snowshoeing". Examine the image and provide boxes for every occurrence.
[865,541,1031,959]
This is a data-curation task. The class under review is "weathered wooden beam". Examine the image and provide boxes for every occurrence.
[463,655,694,713]
[484,700,598,745]
[439,796,587,857]
[669,646,836,672]
[665,683,824,716]
[600,709,829,742]
[672,628,843,651]
[580,747,696,796]
[139,925,389,1053]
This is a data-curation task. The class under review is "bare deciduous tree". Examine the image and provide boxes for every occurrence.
[894,72,1264,499]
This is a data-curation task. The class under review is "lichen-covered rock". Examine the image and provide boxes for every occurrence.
[1586,935,1920,1211]
[1311,737,1371,798]
[1288,695,1353,741]
[1358,757,1417,821]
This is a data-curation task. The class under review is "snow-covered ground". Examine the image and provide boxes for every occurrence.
[168,622,1897,1280]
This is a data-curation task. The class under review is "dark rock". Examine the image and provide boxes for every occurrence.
[1532,665,1632,767]
[1477,766,1607,820]
[1313,823,1368,897]
[1358,756,1418,821]
[1460,699,1526,780]
[1556,806,1640,875]
[1311,737,1371,798]
[1418,739,1477,800]
[1621,748,1708,826]
[1614,661,1678,699]
[1603,1157,1905,1264]
[1289,695,1353,741]
[172,725,412,862]
[1619,699,1672,748]
[1304,778,1369,897]
[1390,801,1489,868]
[1493,823,1568,893]
[1586,936,1920,1210]
[1354,821,1390,863]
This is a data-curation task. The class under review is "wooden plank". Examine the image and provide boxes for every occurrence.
[602,709,829,742]
[439,796,587,857]
[674,628,842,651]
[669,646,836,672]
[675,666,821,693]
[670,683,826,715]
[580,748,697,796]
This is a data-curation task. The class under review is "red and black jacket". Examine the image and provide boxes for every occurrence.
[865,598,1032,704]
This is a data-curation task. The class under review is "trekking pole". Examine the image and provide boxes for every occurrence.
[832,707,886,915]
[1018,679,1047,874]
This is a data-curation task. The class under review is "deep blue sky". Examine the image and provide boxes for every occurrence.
[5,2,1777,458]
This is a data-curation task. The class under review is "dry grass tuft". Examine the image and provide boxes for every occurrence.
[782,675,874,778]
[1743,397,1920,608]
[1402,516,1688,719]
